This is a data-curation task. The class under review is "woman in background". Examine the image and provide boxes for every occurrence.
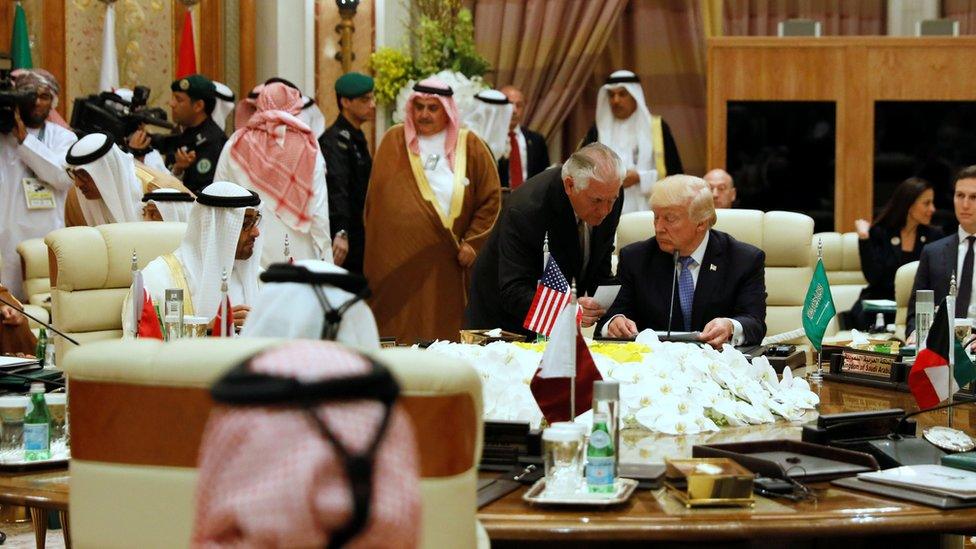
[850,177,942,330]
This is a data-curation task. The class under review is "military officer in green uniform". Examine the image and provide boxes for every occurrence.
[166,74,228,194]
[319,72,375,273]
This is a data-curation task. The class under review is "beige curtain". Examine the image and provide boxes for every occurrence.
[559,0,709,175]
[724,0,886,36]
[472,0,627,139]
[943,0,976,33]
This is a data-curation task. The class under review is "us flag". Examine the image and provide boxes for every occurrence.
[523,257,571,336]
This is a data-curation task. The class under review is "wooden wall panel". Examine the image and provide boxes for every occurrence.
[239,0,255,95]
[708,37,976,232]
[42,0,65,117]
[0,3,11,52]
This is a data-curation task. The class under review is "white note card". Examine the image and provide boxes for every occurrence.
[593,285,621,309]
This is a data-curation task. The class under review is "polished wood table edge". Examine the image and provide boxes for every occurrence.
[478,376,976,542]
[480,484,976,541]
[0,469,69,511]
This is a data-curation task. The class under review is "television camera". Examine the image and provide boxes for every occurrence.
[70,85,181,154]
[0,53,38,134]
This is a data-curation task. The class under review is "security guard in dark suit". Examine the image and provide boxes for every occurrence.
[319,73,375,274]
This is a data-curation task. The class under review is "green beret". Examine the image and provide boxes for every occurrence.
[335,72,374,99]
[171,74,217,102]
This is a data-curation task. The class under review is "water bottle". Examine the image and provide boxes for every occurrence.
[873,312,885,333]
[24,383,50,461]
[44,344,55,370]
[34,328,47,367]
[586,412,616,493]
[163,289,184,341]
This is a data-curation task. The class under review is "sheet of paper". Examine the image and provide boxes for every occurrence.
[592,285,621,309]
[0,356,39,370]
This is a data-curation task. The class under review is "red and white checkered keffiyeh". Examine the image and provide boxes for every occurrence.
[229,82,318,233]
[192,341,421,548]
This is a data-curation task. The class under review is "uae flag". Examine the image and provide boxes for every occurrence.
[909,298,976,409]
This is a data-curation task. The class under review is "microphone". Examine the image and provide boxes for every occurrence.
[667,250,679,340]
[0,296,80,346]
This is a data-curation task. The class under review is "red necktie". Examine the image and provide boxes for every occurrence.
[509,130,524,189]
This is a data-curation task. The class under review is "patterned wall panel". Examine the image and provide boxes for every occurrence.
[65,0,173,117]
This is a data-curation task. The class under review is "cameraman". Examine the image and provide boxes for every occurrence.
[0,70,76,299]
[163,74,226,194]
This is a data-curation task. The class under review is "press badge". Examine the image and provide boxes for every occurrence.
[22,178,55,210]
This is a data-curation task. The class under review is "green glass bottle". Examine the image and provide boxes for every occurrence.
[586,412,616,493]
[34,328,47,367]
[24,383,51,461]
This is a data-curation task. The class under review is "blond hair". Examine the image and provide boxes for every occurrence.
[650,175,716,227]
[561,143,625,192]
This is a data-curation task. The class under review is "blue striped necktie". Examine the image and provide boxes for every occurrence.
[678,256,696,331]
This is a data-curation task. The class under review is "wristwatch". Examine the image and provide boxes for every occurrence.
[336,230,348,238]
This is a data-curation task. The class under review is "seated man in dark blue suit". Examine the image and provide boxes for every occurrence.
[907,166,976,339]
[597,175,766,348]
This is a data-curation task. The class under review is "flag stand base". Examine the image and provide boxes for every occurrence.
[807,350,824,385]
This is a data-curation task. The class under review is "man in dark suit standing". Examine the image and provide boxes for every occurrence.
[498,86,550,189]
[465,143,624,335]
[908,166,976,338]
[597,175,766,348]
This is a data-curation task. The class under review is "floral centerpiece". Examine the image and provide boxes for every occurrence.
[425,331,819,435]
[369,0,491,123]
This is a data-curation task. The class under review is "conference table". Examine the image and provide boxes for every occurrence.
[477,375,976,548]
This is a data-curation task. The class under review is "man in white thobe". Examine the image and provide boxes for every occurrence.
[462,89,514,161]
[215,82,331,266]
[241,259,379,349]
[65,132,144,226]
[0,71,77,299]
[122,181,263,336]
[142,188,194,222]
[581,69,684,214]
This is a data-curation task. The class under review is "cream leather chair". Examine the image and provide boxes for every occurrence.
[17,238,52,309]
[616,211,655,251]
[613,209,817,343]
[44,222,186,363]
[894,260,919,341]
[728,210,817,343]
[66,339,487,549]
[0,249,48,332]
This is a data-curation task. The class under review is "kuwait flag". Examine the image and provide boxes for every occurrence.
[909,298,976,409]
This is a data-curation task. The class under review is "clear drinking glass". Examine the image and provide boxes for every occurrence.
[955,318,973,345]
[0,396,27,462]
[542,427,582,497]
[182,316,210,338]
[44,393,67,456]
[550,422,588,481]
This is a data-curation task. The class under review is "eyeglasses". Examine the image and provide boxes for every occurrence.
[65,167,77,180]
[241,213,263,231]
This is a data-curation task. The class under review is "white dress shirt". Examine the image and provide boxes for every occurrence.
[602,232,744,344]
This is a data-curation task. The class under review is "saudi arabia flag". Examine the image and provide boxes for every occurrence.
[909,298,976,409]
[803,258,835,351]
[10,3,32,70]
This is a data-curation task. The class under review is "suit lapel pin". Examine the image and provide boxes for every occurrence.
[709,264,717,272]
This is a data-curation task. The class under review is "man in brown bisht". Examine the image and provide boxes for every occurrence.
[364,78,501,343]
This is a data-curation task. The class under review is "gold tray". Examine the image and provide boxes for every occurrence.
[664,458,755,508]
[522,478,638,506]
